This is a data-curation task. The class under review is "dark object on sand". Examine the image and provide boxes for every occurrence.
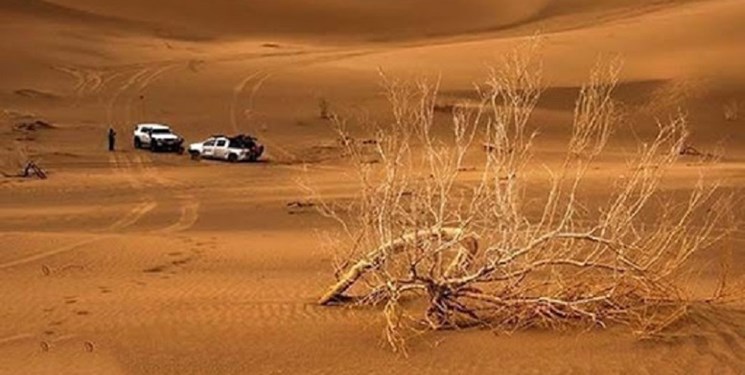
[679,144,718,160]
[108,128,117,152]
[13,120,56,133]
[21,161,47,179]
[286,200,316,215]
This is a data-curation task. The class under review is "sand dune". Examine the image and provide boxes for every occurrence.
[20,0,567,40]
[1,0,744,373]
[4,0,709,41]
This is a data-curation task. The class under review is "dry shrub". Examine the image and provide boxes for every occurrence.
[310,47,735,353]
[641,79,699,117]
[723,99,740,122]
[318,97,332,120]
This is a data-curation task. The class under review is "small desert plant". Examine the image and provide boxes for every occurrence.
[723,99,740,122]
[318,97,332,120]
[308,46,734,354]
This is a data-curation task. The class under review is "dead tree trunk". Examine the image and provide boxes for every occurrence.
[319,227,478,305]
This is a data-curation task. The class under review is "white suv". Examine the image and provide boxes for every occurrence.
[188,134,264,162]
[133,124,184,153]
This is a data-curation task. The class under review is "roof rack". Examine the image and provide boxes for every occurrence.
[137,123,170,129]
[230,134,257,140]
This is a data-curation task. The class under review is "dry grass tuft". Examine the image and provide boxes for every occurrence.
[318,97,332,120]
[723,99,740,122]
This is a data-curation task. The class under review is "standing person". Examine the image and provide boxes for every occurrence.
[108,127,117,152]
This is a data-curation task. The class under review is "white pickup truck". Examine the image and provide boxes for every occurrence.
[133,124,185,153]
[188,134,264,162]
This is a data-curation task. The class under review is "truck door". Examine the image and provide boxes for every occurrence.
[214,139,229,159]
[141,127,152,145]
[202,139,216,158]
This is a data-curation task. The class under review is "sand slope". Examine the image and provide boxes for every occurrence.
[30,0,681,40]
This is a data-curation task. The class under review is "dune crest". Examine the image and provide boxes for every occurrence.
[10,0,703,41]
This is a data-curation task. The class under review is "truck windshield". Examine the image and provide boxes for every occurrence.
[151,129,172,134]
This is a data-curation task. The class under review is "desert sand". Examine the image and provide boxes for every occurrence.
[1,0,744,373]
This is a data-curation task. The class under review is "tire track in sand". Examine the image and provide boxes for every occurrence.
[0,334,33,347]
[231,70,268,134]
[103,152,157,233]
[103,61,200,234]
[0,62,200,271]
[107,60,201,234]
[130,152,201,234]
[106,201,158,232]
[0,153,154,268]
[53,66,110,107]
[231,71,296,163]
[107,66,154,127]
[158,193,200,234]
[124,63,181,125]
[0,236,110,270]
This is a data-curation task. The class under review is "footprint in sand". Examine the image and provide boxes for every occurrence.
[143,265,168,273]
[171,257,193,266]
[41,264,86,276]
[98,286,112,294]
[143,255,194,275]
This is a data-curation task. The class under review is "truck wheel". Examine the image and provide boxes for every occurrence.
[134,138,141,149]
[228,154,238,163]
[150,142,158,152]
[190,151,201,160]
[177,146,185,155]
